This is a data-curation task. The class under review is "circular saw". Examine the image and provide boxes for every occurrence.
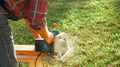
[35,30,73,62]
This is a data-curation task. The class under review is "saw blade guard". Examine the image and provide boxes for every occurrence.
[53,33,73,61]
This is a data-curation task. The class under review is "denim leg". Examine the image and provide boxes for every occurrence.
[0,7,18,67]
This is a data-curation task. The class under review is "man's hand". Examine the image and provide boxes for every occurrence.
[44,32,54,44]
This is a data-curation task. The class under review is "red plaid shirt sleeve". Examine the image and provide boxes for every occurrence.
[4,0,48,30]
[27,0,48,30]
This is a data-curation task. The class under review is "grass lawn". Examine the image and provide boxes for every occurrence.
[9,0,120,67]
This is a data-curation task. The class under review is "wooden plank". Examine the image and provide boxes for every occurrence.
[16,54,47,62]
[14,45,47,67]
[28,61,43,67]
[14,45,35,51]
[16,51,40,56]
[14,45,47,56]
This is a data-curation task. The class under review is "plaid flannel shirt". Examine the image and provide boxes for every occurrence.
[4,0,48,30]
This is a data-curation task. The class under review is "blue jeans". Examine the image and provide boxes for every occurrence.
[0,7,18,67]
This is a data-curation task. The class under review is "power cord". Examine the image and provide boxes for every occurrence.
[34,52,42,67]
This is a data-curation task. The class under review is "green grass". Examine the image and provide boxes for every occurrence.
[9,0,120,67]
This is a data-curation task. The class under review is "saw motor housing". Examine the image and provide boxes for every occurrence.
[35,30,59,53]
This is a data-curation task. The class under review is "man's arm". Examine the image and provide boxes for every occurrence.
[26,0,48,30]
[25,0,53,44]
[25,19,53,45]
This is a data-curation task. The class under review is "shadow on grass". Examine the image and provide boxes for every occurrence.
[112,0,120,22]
[47,0,88,26]
[109,0,120,42]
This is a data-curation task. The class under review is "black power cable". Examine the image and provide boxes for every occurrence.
[34,52,42,67]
